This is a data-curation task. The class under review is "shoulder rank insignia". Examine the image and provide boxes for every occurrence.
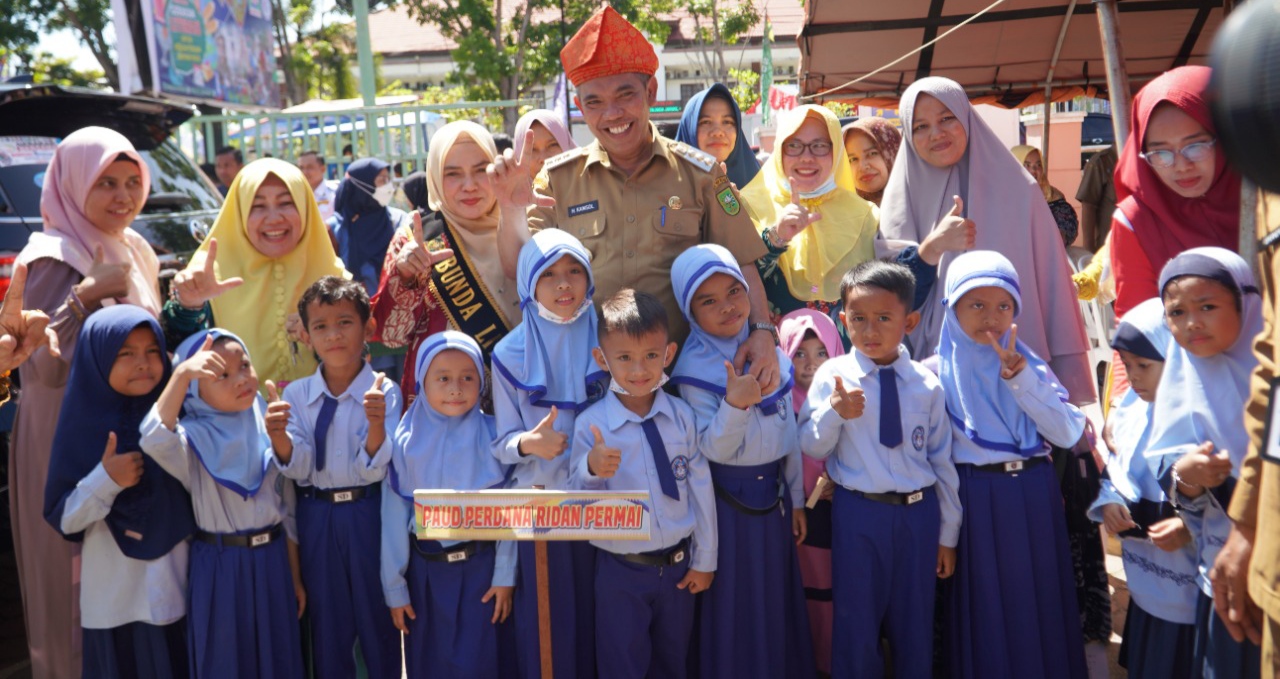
[717,187,741,216]
[671,141,716,173]
[543,147,586,172]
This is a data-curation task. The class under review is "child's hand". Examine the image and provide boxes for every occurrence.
[100,432,144,488]
[1174,442,1233,492]
[587,425,622,478]
[294,578,307,619]
[177,334,225,382]
[363,373,388,456]
[390,604,416,634]
[830,376,865,420]
[1101,503,1138,536]
[677,568,714,594]
[264,381,293,462]
[1149,517,1193,552]
[482,585,514,624]
[989,324,1027,379]
[937,545,956,579]
[723,361,762,410]
[792,507,807,546]
[819,472,836,501]
[519,406,568,460]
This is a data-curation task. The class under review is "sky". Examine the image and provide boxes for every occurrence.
[35,29,105,71]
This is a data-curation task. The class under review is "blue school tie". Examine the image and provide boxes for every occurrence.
[640,418,680,501]
[879,367,903,448]
[313,395,339,472]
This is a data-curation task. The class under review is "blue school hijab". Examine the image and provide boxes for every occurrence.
[1106,298,1174,502]
[390,331,506,499]
[670,243,794,413]
[334,157,395,288]
[1144,247,1263,476]
[675,84,761,188]
[173,329,275,498]
[490,229,608,411]
[938,250,1064,456]
[44,305,195,560]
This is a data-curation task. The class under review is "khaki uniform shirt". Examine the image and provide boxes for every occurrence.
[529,126,767,341]
[1233,191,1280,620]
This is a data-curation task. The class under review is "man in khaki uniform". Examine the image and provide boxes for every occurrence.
[491,5,780,388]
[1212,191,1280,673]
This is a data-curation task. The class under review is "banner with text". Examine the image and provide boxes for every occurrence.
[414,490,652,541]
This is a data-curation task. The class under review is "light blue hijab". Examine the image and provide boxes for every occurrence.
[1144,247,1264,477]
[670,243,793,414]
[490,229,608,411]
[938,250,1065,456]
[390,331,506,499]
[173,329,274,498]
[1106,298,1174,502]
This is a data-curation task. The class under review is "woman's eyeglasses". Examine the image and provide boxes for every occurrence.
[782,140,833,157]
[1139,139,1216,169]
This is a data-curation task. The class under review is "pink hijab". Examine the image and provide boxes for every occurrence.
[779,308,846,414]
[878,78,1091,402]
[17,127,161,316]
[513,109,576,158]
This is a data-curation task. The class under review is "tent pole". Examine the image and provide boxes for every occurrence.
[1094,0,1133,151]
[1042,82,1052,171]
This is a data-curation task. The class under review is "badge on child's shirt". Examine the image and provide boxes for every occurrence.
[1261,378,1280,464]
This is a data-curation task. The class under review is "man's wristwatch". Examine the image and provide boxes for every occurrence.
[749,322,780,346]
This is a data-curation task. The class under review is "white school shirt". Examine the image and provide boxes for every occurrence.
[278,363,400,490]
[799,349,962,548]
[569,391,718,572]
[140,408,296,538]
[58,464,189,629]
[677,382,804,509]
[313,180,338,224]
[492,369,589,490]
[946,365,1086,466]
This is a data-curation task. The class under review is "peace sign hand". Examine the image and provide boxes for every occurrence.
[486,130,557,210]
[989,324,1026,379]
[395,211,455,283]
[774,180,823,244]
[172,238,244,309]
[0,261,59,371]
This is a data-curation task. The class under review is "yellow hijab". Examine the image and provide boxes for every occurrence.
[186,158,348,383]
[1011,145,1064,202]
[741,105,878,302]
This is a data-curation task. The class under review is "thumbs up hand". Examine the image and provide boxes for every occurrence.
[918,195,977,265]
[101,431,145,488]
[171,238,244,310]
[724,361,763,410]
[518,405,568,460]
[363,373,388,456]
[264,380,294,462]
[587,424,622,478]
[74,244,133,309]
[395,211,454,283]
[830,375,866,420]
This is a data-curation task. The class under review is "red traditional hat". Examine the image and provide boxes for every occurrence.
[561,5,658,87]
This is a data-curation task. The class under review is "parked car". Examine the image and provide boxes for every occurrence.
[0,83,223,298]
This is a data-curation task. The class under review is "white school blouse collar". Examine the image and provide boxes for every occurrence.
[299,360,377,405]
[850,345,913,376]
[601,389,678,432]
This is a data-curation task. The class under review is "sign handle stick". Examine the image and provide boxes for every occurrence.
[532,485,554,679]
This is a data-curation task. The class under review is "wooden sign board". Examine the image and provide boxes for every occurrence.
[413,489,652,541]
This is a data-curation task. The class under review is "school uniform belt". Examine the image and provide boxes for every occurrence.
[411,538,494,563]
[297,483,380,503]
[616,538,690,567]
[963,456,1049,475]
[845,485,932,506]
[194,523,284,549]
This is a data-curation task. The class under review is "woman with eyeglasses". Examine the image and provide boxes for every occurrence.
[1110,65,1242,319]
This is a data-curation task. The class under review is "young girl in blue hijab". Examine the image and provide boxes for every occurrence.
[1087,298,1199,678]
[382,331,515,677]
[1144,247,1264,678]
[490,229,607,679]
[670,243,814,679]
[937,251,1088,679]
[675,84,762,189]
[140,329,303,678]
[44,305,194,678]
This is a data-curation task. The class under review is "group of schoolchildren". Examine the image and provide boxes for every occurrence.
[42,216,1259,679]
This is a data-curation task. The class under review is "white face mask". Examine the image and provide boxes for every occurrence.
[372,182,396,207]
[601,356,670,395]
[534,299,590,325]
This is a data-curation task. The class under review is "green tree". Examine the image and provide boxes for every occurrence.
[679,0,760,86]
[727,67,759,114]
[29,51,107,87]
[4,0,118,89]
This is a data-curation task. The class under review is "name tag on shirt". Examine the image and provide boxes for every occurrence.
[568,200,599,217]
[1262,379,1280,464]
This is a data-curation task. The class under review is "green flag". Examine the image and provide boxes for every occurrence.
[761,13,773,126]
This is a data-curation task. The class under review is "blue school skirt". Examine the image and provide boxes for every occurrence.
[514,540,595,679]
[1119,598,1195,679]
[946,460,1088,679]
[693,461,815,679]
[404,539,516,678]
[187,526,303,679]
[83,619,187,679]
[1192,590,1261,678]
